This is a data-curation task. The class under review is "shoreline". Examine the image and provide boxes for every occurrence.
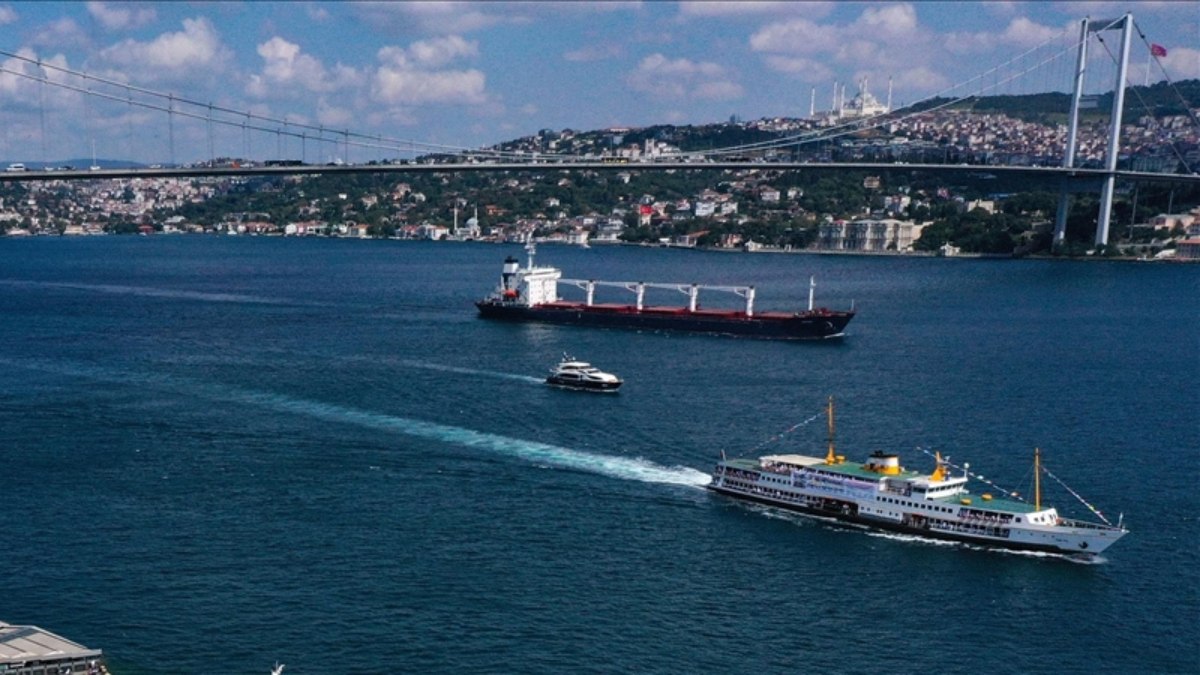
[2,230,1192,262]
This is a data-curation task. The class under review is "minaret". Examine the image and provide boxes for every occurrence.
[831,81,838,116]
[887,76,893,112]
[809,87,816,118]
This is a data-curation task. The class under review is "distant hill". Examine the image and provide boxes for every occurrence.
[492,81,1198,160]
[906,79,1200,123]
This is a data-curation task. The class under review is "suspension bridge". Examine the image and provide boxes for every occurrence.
[1,13,1197,247]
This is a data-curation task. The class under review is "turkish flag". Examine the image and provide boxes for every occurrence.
[1150,44,1168,58]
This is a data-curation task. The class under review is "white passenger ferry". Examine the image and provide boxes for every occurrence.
[709,399,1127,557]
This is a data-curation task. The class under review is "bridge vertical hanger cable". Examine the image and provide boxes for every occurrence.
[83,70,92,168]
[207,103,215,165]
[126,87,135,164]
[168,93,176,167]
[37,59,48,166]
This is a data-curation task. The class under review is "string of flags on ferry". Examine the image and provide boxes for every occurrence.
[918,447,1115,526]
[916,447,1027,503]
[1040,466,1113,526]
[741,409,827,456]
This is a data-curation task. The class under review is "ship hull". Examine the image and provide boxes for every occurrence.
[707,484,1120,556]
[477,301,853,340]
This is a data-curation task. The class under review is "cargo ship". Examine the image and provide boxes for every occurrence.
[708,398,1128,557]
[476,244,854,339]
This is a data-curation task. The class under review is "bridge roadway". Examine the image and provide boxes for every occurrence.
[1,161,1197,185]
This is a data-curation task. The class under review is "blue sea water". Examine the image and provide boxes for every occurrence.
[0,236,1196,674]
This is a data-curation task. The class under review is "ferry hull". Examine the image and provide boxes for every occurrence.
[477,301,854,340]
[707,484,1121,556]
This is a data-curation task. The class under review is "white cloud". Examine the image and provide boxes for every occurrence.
[354,1,508,35]
[372,66,487,105]
[31,17,91,49]
[377,37,478,69]
[693,80,743,101]
[246,36,362,97]
[749,19,837,55]
[369,36,486,106]
[944,16,1070,55]
[892,66,950,93]
[855,4,919,38]
[1160,47,1200,80]
[750,4,924,56]
[0,5,17,25]
[86,2,157,31]
[407,36,479,67]
[354,1,641,36]
[0,49,80,111]
[99,18,230,80]
[982,1,1020,17]
[763,55,833,82]
[678,1,833,19]
[999,17,1062,48]
[627,53,743,101]
[749,3,954,103]
[316,97,353,127]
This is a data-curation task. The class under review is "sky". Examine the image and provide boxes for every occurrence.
[0,1,1196,165]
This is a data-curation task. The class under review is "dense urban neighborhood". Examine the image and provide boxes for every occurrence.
[3,86,1199,260]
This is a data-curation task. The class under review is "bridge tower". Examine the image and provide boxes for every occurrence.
[1053,13,1135,250]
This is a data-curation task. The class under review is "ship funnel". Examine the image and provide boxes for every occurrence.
[865,451,901,475]
[502,255,520,289]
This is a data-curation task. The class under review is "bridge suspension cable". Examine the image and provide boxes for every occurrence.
[1091,23,1195,173]
[686,25,1080,162]
[0,47,591,164]
[683,24,1080,160]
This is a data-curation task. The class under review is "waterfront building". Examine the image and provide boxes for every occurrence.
[1176,238,1200,260]
[818,218,923,252]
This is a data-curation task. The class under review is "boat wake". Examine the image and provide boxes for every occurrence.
[0,279,304,306]
[392,358,545,384]
[1,357,708,488]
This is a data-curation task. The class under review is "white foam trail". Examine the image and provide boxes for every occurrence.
[1,358,709,488]
[0,280,302,305]
[393,358,545,384]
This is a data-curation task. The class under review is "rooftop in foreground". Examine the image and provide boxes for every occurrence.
[0,621,103,665]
